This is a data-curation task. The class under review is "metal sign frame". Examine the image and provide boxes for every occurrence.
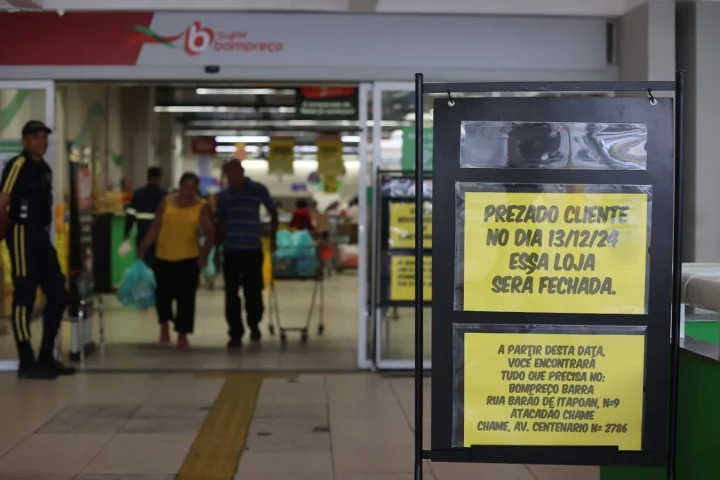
[413,73,684,480]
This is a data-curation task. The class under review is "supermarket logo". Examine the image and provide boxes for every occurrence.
[129,21,284,56]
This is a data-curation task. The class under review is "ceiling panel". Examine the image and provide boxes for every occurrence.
[18,0,633,16]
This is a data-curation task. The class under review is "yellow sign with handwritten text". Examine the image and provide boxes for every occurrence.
[462,331,645,451]
[389,255,431,302]
[389,202,432,249]
[463,191,648,314]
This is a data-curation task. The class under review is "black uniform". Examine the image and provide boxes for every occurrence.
[124,184,166,268]
[1,151,68,370]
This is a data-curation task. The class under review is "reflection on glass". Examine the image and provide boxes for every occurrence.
[460,121,647,170]
[380,177,433,199]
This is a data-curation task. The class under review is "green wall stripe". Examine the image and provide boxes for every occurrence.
[0,90,31,132]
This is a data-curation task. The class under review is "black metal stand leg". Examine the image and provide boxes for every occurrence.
[666,69,686,480]
[413,72,425,480]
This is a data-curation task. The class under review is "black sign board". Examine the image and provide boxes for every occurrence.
[376,173,433,308]
[412,75,684,479]
[295,86,358,120]
[68,161,95,317]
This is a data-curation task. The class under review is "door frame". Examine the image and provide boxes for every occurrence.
[356,82,373,369]
[370,82,432,370]
[0,80,56,372]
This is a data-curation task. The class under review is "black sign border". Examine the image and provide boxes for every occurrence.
[412,76,684,474]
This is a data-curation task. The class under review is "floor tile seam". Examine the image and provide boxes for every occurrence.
[321,375,338,480]
[524,463,542,480]
[387,376,440,479]
[75,430,118,476]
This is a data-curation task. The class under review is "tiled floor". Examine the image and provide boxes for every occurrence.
[0,272,431,371]
[0,372,601,480]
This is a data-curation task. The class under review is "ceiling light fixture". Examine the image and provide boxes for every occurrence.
[188,119,409,128]
[154,106,296,114]
[215,135,271,144]
[196,88,296,96]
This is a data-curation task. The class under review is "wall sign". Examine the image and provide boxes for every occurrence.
[0,12,606,72]
[268,137,294,175]
[316,136,345,176]
[423,82,680,472]
[295,87,358,120]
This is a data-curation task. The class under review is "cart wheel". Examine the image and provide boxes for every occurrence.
[300,330,309,344]
[280,333,288,346]
[269,324,275,335]
[317,324,325,336]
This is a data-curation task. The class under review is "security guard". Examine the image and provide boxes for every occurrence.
[121,167,167,268]
[0,120,74,380]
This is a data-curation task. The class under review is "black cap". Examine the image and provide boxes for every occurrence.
[21,120,52,137]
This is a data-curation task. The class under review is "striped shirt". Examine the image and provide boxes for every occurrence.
[216,179,275,251]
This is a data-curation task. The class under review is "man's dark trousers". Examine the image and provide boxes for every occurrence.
[223,249,264,341]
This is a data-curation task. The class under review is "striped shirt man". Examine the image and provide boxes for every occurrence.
[216,178,275,252]
[217,160,278,347]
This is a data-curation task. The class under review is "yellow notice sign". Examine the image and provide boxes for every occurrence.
[317,136,345,176]
[463,192,648,314]
[390,255,431,301]
[389,202,432,249]
[462,331,645,451]
[268,137,295,175]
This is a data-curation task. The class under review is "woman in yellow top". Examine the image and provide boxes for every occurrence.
[138,173,215,349]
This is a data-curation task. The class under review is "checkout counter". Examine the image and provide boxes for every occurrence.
[601,263,720,479]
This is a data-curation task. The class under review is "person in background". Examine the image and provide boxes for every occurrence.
[121,167,166,268]
[120,177,133,209]
[0,121,74,379]
[216,159,278,349]
[289,199,315,232]
[345,195,360,223]
[324,201,341,214]
[138,172,214,349]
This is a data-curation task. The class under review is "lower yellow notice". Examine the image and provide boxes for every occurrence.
[389,255,431,301]
[463,331,645,451]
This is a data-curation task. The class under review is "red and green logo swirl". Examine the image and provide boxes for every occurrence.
[128,25,184,48]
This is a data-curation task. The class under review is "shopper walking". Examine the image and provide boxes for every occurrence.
[138,172,215,349]
[0,121,74,380]
[121,167,167,269]
[216,159,278,349]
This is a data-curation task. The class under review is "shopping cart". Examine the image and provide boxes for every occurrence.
[267,240,325,346]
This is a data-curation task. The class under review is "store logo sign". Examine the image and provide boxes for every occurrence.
[129,21,283,56]
[184,21,214,55]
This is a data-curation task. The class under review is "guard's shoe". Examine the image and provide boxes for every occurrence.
[17,363,57,380]
[40,359,76,376]
[227,338,243,350]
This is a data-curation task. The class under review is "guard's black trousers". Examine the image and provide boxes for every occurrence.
[6,223,68,364]
[223,249,264,341]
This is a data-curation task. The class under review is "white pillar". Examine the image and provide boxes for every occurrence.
[154,109,174,190]
[676,1,720,263]
[617,0,675,82]
[120,87,155,190]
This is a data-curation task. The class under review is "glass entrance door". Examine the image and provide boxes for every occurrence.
[371,82,433,370]
[0,81,56,370]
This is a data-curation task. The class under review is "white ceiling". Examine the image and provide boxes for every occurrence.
[0,0,660,17]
